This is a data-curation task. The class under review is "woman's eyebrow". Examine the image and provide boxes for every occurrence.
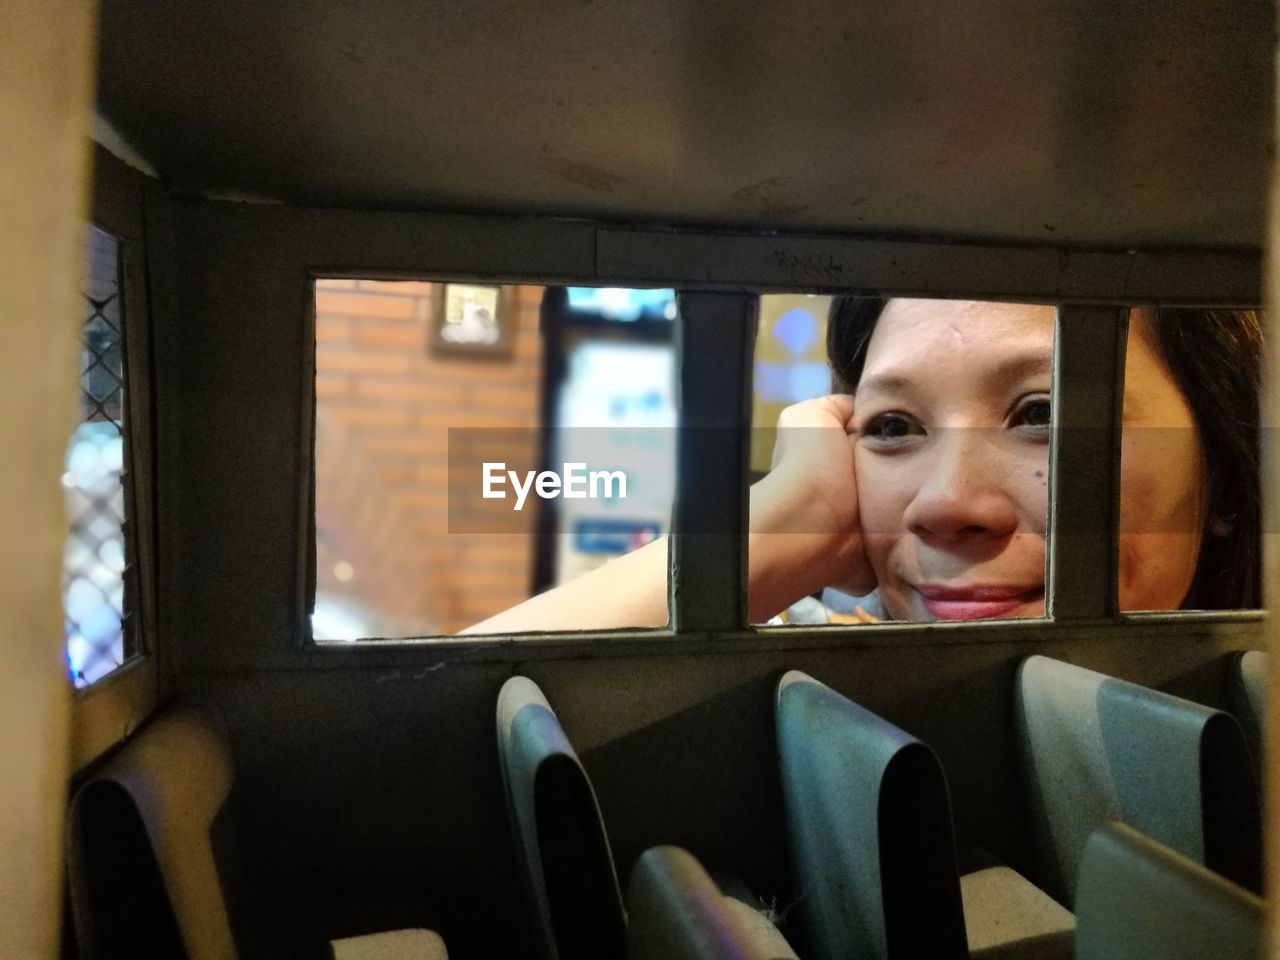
[855,372,915,400]
[858,351,1052,399]
[994,351,1054,384]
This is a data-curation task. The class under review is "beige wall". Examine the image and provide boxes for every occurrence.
[0,0,98,956]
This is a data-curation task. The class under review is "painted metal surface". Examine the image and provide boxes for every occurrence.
[671,292,756,633]
[96,0,1271,249]
[1047,306,1126,620]
[1017,655,1262,904]
[776,670,967,960]
[1075,823,1264,960]
[150,197,1263,672]
[495,676,626,960]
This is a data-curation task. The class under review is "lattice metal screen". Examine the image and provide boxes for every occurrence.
[64,225,133,687]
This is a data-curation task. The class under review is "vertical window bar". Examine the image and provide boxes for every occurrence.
[1048,305,1127,620]
[669,292,758,632]
[118,241,152,654]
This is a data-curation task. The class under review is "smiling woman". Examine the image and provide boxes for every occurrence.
[829,298,1056,622]
[1122,307,1263,611]
[460,297,1263,634]
[823,297,1262,620]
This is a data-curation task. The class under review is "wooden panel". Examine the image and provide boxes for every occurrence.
[71,658,158,773]
[0,0,98,956]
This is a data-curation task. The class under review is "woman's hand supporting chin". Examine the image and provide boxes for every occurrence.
[460,394,874,635]
[747,395,876,623]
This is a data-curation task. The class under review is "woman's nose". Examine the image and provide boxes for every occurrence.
[902,429,1021,543]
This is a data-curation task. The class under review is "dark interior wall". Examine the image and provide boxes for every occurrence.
[180,631,1255,956]
[151,195,1264,957]
[152,200,598,674]
[152,197,1264,676]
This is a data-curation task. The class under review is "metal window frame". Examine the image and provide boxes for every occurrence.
[668,292,756,634]
[71,148,162,772]
[1048,305,1127,621]
[290,206,1263,657]
[121,198,1265,674]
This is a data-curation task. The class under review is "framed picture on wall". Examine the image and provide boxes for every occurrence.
[430,283,512,358]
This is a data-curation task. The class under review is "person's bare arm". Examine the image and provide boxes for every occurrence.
[458,395,873,635]
[459,534,670,634]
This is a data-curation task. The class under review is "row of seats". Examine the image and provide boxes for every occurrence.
[65,651,1266,959]
[624,822,1263,960]
[500,653,1266,960]
[497,677,800,960]
[777,655,1265,959]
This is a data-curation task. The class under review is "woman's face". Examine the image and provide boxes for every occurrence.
[851,299,1209,620]
[1116,310,1211,610]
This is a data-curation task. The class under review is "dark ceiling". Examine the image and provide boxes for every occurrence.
[97,0,1274,249]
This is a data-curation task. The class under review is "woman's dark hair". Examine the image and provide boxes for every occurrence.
[827,297,889,395]
[826,297,1262,610]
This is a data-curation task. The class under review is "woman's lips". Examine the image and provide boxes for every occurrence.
[916,584,1045,621]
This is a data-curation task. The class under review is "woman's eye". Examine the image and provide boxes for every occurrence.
[863,413,923,443]
[1013,398,1052,430]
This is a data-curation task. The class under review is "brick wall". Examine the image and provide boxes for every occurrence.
[313,279,543,637]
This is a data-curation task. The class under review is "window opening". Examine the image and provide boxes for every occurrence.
[1116,306,1264,613]
[64,225,135,686]
[312,280,676,640]
[752,295,1056,627]
[313,280,1264,641]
